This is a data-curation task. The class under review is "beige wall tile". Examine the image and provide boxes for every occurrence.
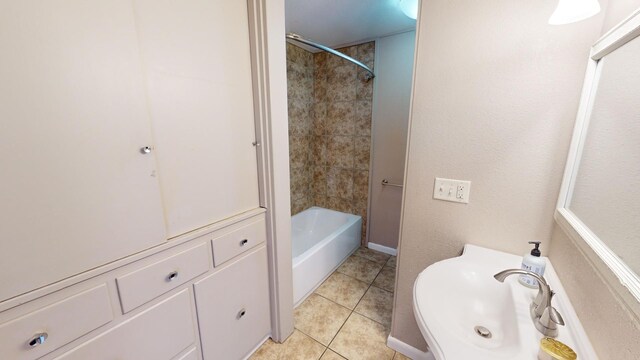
[289,135,309,169]
[327,168,354,199]
[354,136,371,170]
[327,136,355,168]
[314,192,329,208]
[291,197,307,216]
[327,196,353,214]
[327,101,356,136]
[287,44,315,215]
[315,74,328,103]
[356,75,374,100]
[356,42,375,65]
[294,41,375,240]
[312,166,327,195]
[313,102,327,135]
[290,166,308,200]
[311,136,327,165]
[353,170,369,199]
[355,100,373,136]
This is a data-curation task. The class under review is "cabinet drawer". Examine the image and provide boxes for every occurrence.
[194,246,271,360]
[116,243,209,313]
[211,218,266,266]
[55,289,195,360]
[0,284,113,360]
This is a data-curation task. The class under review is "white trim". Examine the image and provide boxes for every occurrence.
[367,242,397,256]
[591,6,640,59]
[247,0,294,342]
[243,334,271,360]
[364,38,379,246]
[555,59,599,210]
[387,335,434,360]
[555,209,640,303]
[555,9,640,310]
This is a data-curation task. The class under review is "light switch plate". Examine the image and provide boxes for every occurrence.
[433,178,471,203]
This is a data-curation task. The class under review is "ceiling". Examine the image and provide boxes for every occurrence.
[285,0,416,50]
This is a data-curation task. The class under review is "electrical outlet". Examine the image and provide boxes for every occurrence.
[433,178,471,203]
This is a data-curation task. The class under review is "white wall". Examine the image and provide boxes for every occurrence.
[392,0,605,351]
[368,31,416,249]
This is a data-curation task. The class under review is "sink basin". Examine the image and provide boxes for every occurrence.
[413,245,597,360]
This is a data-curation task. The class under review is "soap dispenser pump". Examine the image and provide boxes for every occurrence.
[519,241,546,288]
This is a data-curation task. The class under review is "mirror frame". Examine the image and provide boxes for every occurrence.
[555,9,640,305]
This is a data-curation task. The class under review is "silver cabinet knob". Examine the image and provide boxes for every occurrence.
[239,239,248,246]
[237,308,246,319]
[140,146,152,154]
[167,271,179,282]
[28,332,48,348]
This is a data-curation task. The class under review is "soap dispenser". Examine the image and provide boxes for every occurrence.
[519,241,546,288]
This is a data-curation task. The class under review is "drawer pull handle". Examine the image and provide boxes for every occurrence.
[140,146,152,154]
[240,239,248,246]
[167,271,179,282]
[237,308,246,319]
[28,332,48,348]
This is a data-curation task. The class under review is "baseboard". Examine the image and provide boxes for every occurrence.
[387,335,434,360]
[244,333,271,360]
[367,242,397,256]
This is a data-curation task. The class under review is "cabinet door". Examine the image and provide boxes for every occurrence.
[133,0,261,238]
[194,247,271,360]
[55,289,195,360]
[0,0,166,301]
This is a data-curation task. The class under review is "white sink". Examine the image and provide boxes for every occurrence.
[413,245,597,360]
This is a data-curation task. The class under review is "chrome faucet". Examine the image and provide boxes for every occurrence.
[493,269,565,337]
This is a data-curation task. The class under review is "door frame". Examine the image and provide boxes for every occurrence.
[247,0,294,342]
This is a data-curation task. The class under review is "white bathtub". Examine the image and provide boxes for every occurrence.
[292,206,362,306]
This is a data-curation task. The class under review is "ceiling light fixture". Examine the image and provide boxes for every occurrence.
[398,0,418,20]
[549,0,601,25]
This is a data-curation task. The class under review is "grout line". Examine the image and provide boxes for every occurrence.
[302,248,395,359]
[325,252,387,357]
[318,345,329,360]
[326,310,356,358]
[313,292,356,311]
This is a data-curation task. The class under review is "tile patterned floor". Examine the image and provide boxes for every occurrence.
[251,247,413,360]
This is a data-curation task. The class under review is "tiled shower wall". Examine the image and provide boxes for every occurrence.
[287,42,375,244]
[287,43,314,214]
[311,42,374,243]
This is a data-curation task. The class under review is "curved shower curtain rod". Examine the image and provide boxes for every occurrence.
[285,33,375,81]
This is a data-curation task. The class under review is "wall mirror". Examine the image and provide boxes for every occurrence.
[556,10,640,305]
